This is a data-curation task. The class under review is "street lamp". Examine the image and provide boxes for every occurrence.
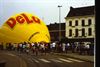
[58,5,62,42]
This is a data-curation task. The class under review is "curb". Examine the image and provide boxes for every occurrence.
[54,53,94,63]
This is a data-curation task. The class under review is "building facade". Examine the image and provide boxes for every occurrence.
[47,23,65,42]
[65,6,95,43]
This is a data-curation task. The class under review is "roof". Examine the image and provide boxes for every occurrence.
[65,6,95,18]
[47,23,65,30]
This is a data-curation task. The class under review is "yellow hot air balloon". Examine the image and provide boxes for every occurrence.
[0,13,50,43]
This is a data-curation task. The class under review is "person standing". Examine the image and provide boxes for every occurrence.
[52,42,56,52]
[40,43,45,55]
[85,43,90,55]
[65,43,70,53]
[62,43,66,53]
[31,42,35,54]
[72,43,76,53]
[34,43,39,56]
[26,48,29,55]
[0,42,3,50]
[79,42,85,55]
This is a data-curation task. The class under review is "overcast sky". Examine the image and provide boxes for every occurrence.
[0,0,95,26]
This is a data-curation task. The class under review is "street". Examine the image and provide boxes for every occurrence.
[0,51,94,67]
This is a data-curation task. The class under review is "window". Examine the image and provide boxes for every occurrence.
[88,19,92,25]
[69,21,72,26]
[82,28,85,36]
[75,20,78,26]
[75,29,78,37]
[69,29,72,36]
[88,28,92,36]
[82,20,85,26]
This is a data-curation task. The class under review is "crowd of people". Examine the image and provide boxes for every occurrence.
[0,41,94,56]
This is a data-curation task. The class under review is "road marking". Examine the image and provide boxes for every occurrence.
[58,58,72,63]
[28,59,33,62]
[32,58,39,63]
[7,53,16,56]
[50,59,63,63]
[39,59,50,63]
[67,58,84,62]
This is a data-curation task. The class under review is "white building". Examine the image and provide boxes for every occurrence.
[65,6,95,43]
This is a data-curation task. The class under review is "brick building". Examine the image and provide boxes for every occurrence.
[47,23,65,42]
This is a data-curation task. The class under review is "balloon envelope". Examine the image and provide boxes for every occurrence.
[0,13,50,43]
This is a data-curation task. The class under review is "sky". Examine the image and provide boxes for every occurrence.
[0,0,95,26]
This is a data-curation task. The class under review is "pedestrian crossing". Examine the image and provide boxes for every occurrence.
[6,53,16,57]
[32,58,39,63]
[28,57,84,63]
[50,59,63,63]
[39,59,51,63]
[7,52,85,64]
[67,58,84,62]
[58,58,72,62]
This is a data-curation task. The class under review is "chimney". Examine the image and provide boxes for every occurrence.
[54,22,57,24]
[70,6,73,10]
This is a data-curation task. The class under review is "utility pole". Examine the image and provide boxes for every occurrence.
[58,5,62,42]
